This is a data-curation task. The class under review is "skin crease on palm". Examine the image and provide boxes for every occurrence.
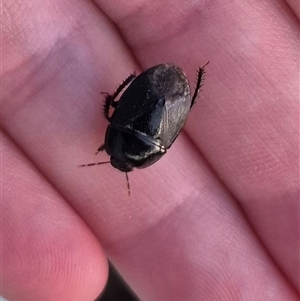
[1,0,299,300]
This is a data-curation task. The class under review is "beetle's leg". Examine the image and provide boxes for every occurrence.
[190,61,209,108]
[110,73,136,106]
[95,143,105,154]
[103,73,136,121]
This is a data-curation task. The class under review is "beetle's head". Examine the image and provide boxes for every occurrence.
[110,156,133,173]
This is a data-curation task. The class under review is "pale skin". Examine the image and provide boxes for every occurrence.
[1,1,299,301]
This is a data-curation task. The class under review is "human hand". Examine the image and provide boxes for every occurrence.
[2,1,299,300]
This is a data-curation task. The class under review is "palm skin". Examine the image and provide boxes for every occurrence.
[2,1,299,300]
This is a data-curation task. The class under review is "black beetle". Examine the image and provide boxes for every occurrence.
[80,62,208,194]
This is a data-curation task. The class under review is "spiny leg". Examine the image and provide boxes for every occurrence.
[190,61,209,108]
[103,73,136,121]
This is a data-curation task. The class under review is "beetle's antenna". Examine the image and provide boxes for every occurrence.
[125,172,131,196]
[78,161,110,167]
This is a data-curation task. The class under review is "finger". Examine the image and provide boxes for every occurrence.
[1,132,108,301]
[285,0,300,19]
[95,0,300,292]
